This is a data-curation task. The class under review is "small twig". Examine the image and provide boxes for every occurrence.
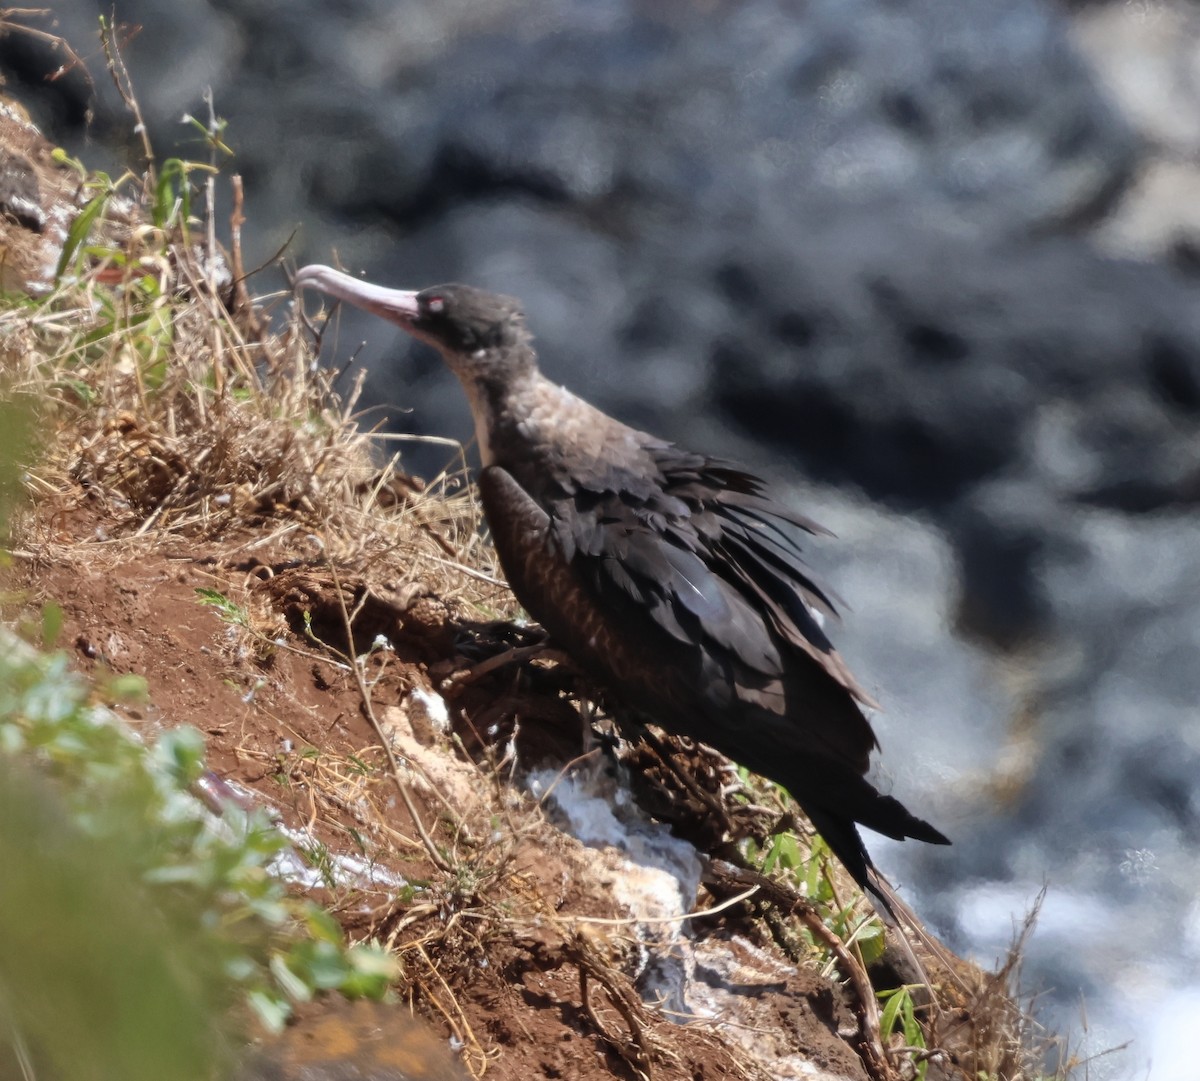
[532,747,603,809]
[555,884,759,929]
[566,933,654,1081]
[441,642,566,691]
[413,943,490,1078]
[98,15,155,182]
[325,557,452,873]
[703,859,895,1081]
[0,8,95,92]
[201,88,220,293]
[420,553,508,589]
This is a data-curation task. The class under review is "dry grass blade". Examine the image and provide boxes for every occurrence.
[324,557,453,874]
[926,888,1086,1081]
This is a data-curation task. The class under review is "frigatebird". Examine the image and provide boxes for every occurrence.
[294,266,949,912]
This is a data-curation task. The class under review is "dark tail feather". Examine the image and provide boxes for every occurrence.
[780,755,949,849]
[804,806,900,919]
[802,789,950,921]
[858,789,951,847]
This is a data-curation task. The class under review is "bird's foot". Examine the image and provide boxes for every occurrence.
[440,642,571,695]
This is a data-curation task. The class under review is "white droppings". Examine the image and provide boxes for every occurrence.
[526,763,700,934]
[0,101,35,127]
[271,821,409,891]
[192,776,408,892]
[409,686,450,735]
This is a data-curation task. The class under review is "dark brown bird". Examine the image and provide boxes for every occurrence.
[294,265,949,912]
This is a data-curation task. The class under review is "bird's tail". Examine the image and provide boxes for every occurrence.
[798,773,949,922]
[804,806,898,917]
[788,769,953,1020]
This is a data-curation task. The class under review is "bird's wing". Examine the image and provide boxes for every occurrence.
[478,459,948,904]
[525,446,882,772]
[680,456,883,711]
[557,452,951,880]
[568,448,880,708]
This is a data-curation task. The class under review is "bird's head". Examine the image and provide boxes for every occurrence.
[294,265,531,379]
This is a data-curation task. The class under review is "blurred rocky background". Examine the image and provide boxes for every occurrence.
[5,1,1200,1077]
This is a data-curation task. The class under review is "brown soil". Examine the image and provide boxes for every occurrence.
[10,495,875,1081]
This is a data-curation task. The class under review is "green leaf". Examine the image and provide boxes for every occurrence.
[304,906,346,945]
[105,673,150,704]
[40,602,63,649]
[154,158,190,232]
[194,588,250,627]
[246,989,291,1034]
[54,181,113,282]
[339,945,400,998]
[269,952,314,1003]
[53,379,96,406]
[289,939,354,991]
[138,304,174,387]
[157,727,206,784]
[853,918,886,966]
[878,986,906,1038]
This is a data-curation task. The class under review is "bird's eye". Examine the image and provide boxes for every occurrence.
[425,295,445,315]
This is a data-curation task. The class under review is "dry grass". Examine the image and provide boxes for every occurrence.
[924,893,1070,1081]
[1,178,510,614]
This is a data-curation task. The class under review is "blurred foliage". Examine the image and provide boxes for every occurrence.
[0,627,396,1080]
[0,397,35,540]
[0,757,229,1081]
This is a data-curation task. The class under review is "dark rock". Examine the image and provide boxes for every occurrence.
[704,221,1200,514]
[949,480,1076,648]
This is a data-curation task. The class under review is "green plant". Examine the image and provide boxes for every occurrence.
[878,984,929,1081]
[744,800,886,968]
[196,586,252,628]
[0,627,397,1047]
[53,167,124,282]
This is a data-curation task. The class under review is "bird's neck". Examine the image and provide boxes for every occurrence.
[448,347,530,467]
[464,365,576,469]
[459,358,661,497]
